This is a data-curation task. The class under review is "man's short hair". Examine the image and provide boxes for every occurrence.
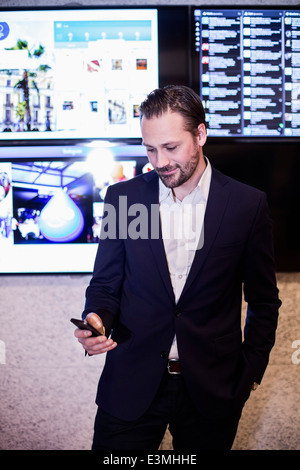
[139,85,207,136]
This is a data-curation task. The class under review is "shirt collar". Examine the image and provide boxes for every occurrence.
[159,157,211,203]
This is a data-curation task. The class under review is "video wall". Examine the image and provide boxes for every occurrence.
[0,6,299,273]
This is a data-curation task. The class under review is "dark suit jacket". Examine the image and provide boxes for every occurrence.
[83,166,281,421]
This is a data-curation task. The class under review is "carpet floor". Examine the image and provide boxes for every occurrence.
[0,272,299,450]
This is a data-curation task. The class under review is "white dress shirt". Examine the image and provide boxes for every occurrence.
[159,158,212,359]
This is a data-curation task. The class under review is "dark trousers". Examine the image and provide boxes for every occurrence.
[92,371,242,451]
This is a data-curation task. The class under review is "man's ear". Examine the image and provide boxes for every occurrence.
[197,123,207,146]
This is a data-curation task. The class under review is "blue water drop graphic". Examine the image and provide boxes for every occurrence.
[39,189,84,242]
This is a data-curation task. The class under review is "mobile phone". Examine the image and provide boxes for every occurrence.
[70,318,103,337]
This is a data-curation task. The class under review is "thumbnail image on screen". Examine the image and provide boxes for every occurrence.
[193,8,300,137]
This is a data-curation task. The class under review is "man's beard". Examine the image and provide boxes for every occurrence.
[155,149,200,189]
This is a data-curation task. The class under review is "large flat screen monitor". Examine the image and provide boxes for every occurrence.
[0,141,149,273]
[192,7,300,137]
[0,7,158,140]
[0,6,189,141]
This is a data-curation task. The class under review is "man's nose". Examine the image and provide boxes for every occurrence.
[156,150,170,169]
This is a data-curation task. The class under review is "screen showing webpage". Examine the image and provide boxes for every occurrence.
[193,8,300,137]
[0,8,158,140]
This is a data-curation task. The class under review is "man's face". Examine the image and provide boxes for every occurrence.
[141,110,206,189]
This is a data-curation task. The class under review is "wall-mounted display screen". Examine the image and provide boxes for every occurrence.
[0,7,159,140]
[192,8,300,137]
[0,142,148,273]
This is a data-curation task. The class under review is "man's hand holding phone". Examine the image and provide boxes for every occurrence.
[72,313,117,355]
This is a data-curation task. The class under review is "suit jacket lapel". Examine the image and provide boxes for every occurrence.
[179,167,230,302]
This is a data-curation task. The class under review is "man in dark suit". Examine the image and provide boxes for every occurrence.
[74,85,281,450]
